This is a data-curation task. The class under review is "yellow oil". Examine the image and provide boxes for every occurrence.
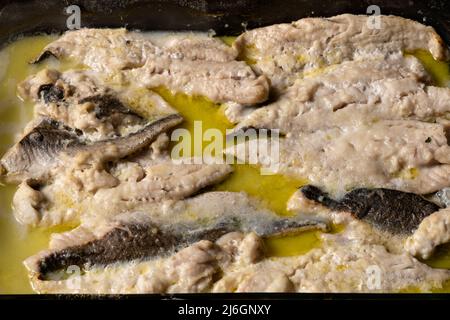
[264,224,344,257]
[407,49,450,87]
[154,87,233,141]
[265,229,321,257]
[214,164,307,216]
[424,244,450,293]
[153,87,308,215]
[218,35,257,65]
[0,34,449,294]
[0,35,83,293]
[153,87,319,258]
[0,36,53,148]
[218,36,236,47]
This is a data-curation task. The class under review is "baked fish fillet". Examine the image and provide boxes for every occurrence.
[19,69,177,139]
[32,28,269,105]
[0,114,182,183]
[234,14,448,92]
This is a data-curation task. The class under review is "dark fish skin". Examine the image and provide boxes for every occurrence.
[0,119,82,182]
[38,84,65,103]
[37,81,142,122]
[75,113,183,160]
[36,216,328,278]
[0,114,183,183]
[38,222,179,278]
[226,126,284,141]
[37,82,145,123]
[78,94,138,120]
[31,50,58,64]
[256,218,324,237]
[300,185,440,235]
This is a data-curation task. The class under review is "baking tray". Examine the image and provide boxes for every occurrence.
[0,0,449,299]
[0,0,449,44]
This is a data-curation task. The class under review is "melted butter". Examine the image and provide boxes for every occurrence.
[214,164,307,216]
[237,44,258,65]
[406,49,450,87]
[154,87,233,136]
[153,86,233,158]
[0,35,82,293]
[425,244,450,269]
[152,88,320,260]
[153,87,309,215]
[218,36,237,47]
[264,224,344,258]
[265,229,321,257]
[424,244,450,292]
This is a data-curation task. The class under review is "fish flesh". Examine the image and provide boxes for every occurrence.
[12,160,233,227]
[86,161,233,216]
[227,119,450,195]
[0,114,183,183]
[19,69,177,139]
[232,55,450,133]
[213,230,450,293]
[234,14,448,92]
[406,207,450,259]
[24,191,450,294]
[300,185,440,235]
[25,192,328,279]
[32,29,269,105]
[34,216,326,279]
[226,52,450,195]
[26,234,263,294]
[146,32,238,62]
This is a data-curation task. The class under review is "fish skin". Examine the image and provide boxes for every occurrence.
[32,50,58,64]
[300,185,440,235]
[73,113,183,160]
[0,114,183,183]
[37,222,177,278]
[36,80,143,121]
[19,69,178,140]
[38,84,65,103]
[0,119,82,183]
[436,188,450,208]
[35,214,328,278]
[78,94,137,120]
[30,29,270,105]
[38,81,142,121]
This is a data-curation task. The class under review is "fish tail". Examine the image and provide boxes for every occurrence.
[300,185,341,210]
